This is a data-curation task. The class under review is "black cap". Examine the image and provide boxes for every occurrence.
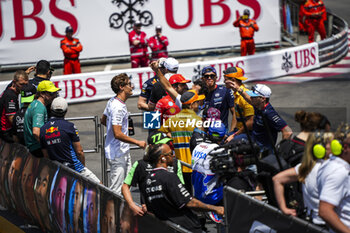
[20,84,37,103]
[243,9,250,16]
[134,20,142,27]
[65,26,74,33]
[36,60,54,75]
[147,131,172,145]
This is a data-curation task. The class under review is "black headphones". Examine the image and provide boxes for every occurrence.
[313,131,326,159]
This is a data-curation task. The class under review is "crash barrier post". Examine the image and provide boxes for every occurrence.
[223,186,328,233]
[317,13,349,67]
[0,139,190,233]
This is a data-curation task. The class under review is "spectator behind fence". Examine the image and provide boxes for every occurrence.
[223,67,254,143]
[13,84,37,145]
[233,9,259,56]
[225,82,293,152]
[201,66,236,131]
[29,60,54,88]
[24,81,60,158]
[101,74,146,195]
[40,97,100,183]
[0,70,29,143]
[143,143,224,233]
[317,124,350,232]
[148,25,169,62]
[122,131,183,216]
[273,132,333,226]
[129,20,149,68]
[159,90,204,194]
[60,26,83,75]
[138,57,179,111]
[302,0,327,43]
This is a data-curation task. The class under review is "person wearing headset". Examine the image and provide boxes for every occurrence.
[317,124,350,233]
[273,131,333,227]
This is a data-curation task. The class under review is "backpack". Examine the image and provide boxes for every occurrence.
[276,138,305,167]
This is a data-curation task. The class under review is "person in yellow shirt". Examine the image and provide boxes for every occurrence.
[223,67,254,143]
[159,90,205,194]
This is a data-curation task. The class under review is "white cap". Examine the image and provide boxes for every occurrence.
[134,20,141,26]
[246,84,271,98]
[156,25,162,30]
[163,57,179,72]
[51,97,68,112]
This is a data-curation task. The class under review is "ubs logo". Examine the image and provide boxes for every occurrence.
[109,0,153,33]
[281,52,293,73]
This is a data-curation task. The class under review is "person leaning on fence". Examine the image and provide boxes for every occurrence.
[101,73,146,195]
[317,124,350,232]
[0,70,29,143]
[225,82,293,153]
[148,25,169,62]
[121,131,184,216]
[24,80,60,158]
[143,143,224,233]
[40,97,100,183]
[233,9,259,56]
[223,67,254,143]
[138,57,179,111]
[13,83,36,145]
[159,90,204,194]
[273,132,333,227]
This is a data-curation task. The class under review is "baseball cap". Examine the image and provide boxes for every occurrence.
[246,84,271,98]
[223,67,247,81]
[180,90,205,105]
[243,9,250,16]
[162,57,179,72]
[148,131,172,145]
[134,20,142,27]
[65,26,73,33]
[169,74,191,85]
[203,107,221,121]
[201,66,217,76]
[36,60,54,75]
[37,80,61,93]
[156,25,162,30]
[208,122,226,138]
[20,84,37,103]
[51,97,68,112]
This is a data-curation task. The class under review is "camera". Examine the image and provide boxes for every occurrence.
[209,139,260,177]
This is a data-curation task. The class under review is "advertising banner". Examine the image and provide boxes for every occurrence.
[224,186,327,233]
[0,42,318,104]
[0,0,280,65]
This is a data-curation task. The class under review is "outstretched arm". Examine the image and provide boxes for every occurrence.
[186,198,224,216]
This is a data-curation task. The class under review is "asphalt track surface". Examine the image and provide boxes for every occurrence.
[0,0,349,232]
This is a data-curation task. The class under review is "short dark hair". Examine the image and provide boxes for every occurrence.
[144,144,163,166]
[193,79,209,96]
[111,73,129,94]
[36,60,52,75]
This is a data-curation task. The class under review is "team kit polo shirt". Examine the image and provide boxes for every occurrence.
[144,167,202,233]
[40,117,84,172]
[204,85,235,129]
[103,97,129,160]
[24,99,48,152]
[0,88,19,132]
[140,76,158,102]
[252,103,287,150]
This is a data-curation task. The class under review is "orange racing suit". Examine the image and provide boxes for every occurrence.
[302,0,326,42]
[60,37,83,75]
[233,18,259,56]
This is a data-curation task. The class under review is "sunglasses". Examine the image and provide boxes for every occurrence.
[204,74,216,80]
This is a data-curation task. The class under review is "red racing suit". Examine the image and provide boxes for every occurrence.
[233,18,259,56]
[302,0,326,42]
[129,30,149,68]
[148,35,169,61]
[60,37,83,75]
[155,95,180,123]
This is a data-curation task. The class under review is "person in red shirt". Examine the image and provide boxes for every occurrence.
[298,1,307,33]
[129,21,149,68]
[302,0,327,43]
[148,25,169,62]
[155,74,190,123]
[60,26,83,75]
[233,9,259,56]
